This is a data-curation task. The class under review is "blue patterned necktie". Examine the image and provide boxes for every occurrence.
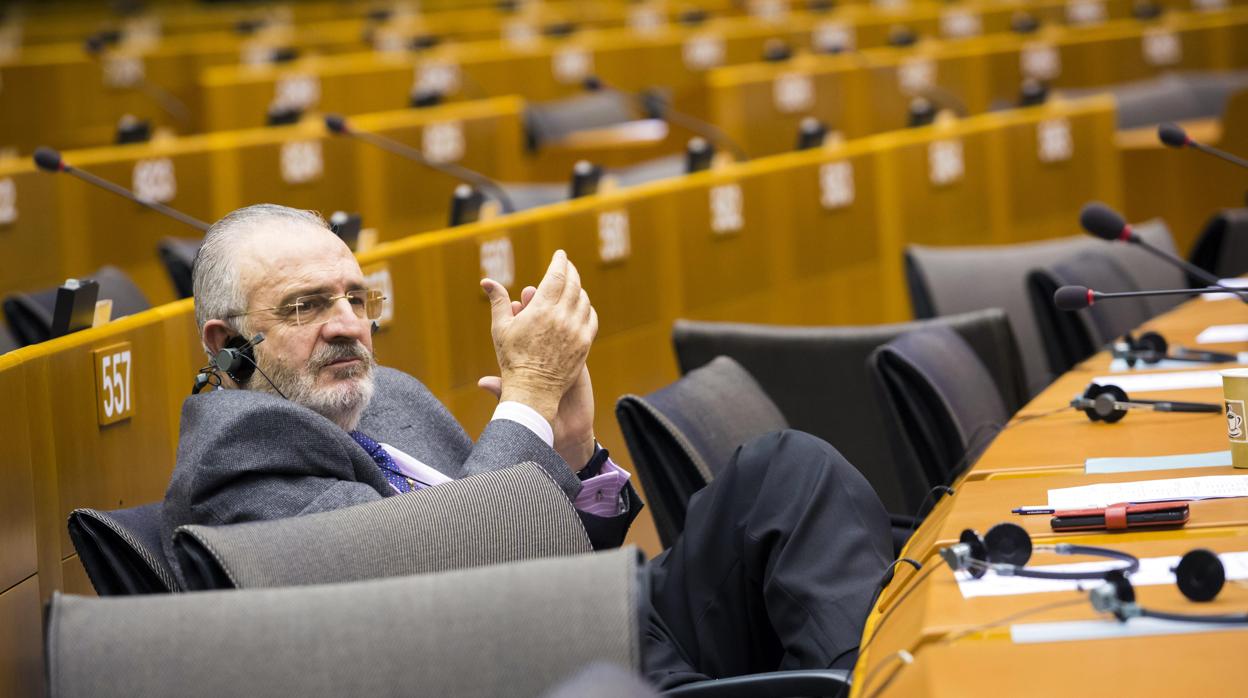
[350,430,417,494]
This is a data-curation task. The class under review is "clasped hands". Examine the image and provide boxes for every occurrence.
[479,250,598,470]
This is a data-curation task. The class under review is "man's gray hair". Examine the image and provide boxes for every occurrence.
[192,204,329,344]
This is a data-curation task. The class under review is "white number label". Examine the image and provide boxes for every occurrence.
[480,237,515,289]
[629,6,664,35]
[1142,30,1182,66]
[1193,0,1227,11]
[750,0,789,22]
[683,35,725,70]
[132,158,176,203]
[95,344,134,425]
[812,22,855,53]
[1065,0,1107,25]
[503,21,538,47]
[103,55,145,88]
[272,74,320,112]
[898,58,936,94]
[0,177,16,225]
[941,10,983,39]
[422,121,465,164]
[1021,43,1061,81]
[928,139,964,186]
[819,161,855,210]
[414,60,461,96]
[773,73,814,113]
[1037,118,1073,163]
[598,210,632,263]
[710,184,744,235]
[280,140,323,184]
[552,46,593,84]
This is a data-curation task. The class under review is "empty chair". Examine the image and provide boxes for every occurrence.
[669,310,1027,517]
[1027,250,1153,376]
[67,503,179,595]
[0,323,15,354]
[615,356,787,547]
[906,222,1184,395]
[524,90,640,151]
[2,265,150,347]
[46,548,641,698]
[1188,208,1248,284]
[1058,70,1248,128]
[869,326,1012,496]
[157,236,203,299]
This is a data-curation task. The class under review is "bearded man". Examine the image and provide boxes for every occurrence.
[162,203,891,687]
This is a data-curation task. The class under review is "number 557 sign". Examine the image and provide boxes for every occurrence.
[93,343,134,426]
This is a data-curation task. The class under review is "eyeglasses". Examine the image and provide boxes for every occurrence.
[230,289,387,327]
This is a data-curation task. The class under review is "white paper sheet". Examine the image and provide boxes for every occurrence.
[1085,450,1232,474]
[1107,355,1248,372]
[1200,278,1248,302]
[1011,617,1244,644]
[955,551,1248,599]
[1045,474,1248,509]
[1196,324,1248,345]
[1089,370,1223,393]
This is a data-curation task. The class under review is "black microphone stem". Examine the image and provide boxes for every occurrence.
[349,129,515,213]
[65,165,210,231]
[1191,141,1248,170]
[1099,286,1235,300]
[1132,238,1248,303]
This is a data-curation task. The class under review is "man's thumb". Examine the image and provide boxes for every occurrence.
[481,278,513,324]
[477,375,503,400]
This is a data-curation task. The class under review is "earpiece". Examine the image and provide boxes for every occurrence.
[1070,383,1222,423]
[212,334,265,384]
[1117,331,1236,367]
[1090,550,1247,624]
[940,522,1139,581]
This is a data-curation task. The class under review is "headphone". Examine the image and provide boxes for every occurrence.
[1116,331,1237,368]
[1070,383,1222,423]
[192,334,270,395]
[1090,550,1248,625]
[940,522,1140,581]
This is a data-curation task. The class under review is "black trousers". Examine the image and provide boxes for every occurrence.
[641,430,893,688]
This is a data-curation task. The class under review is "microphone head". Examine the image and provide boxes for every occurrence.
[1158,122,1189,148]
[582,76,603,92]
[324,114,349,134]
[1080,202,1130,242]
[1054,285,1094,311]
[33,147,64,172]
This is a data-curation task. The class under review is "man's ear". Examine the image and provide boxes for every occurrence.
[202,319,235,357]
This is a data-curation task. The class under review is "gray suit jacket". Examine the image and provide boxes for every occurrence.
[162,367,589,579]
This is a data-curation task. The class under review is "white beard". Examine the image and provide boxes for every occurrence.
[251,341,377,431]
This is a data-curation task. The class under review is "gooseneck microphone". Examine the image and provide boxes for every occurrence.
[323,114,515,214]
[34,147,210,232]
[582,76,750,162]
[1158,122,1248,171]
[1079,202,1248,302]
[1054,284,1237,310]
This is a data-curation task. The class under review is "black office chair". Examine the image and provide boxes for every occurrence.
[524,90,640,151]
[0,323,15,354]
[615,356,788,548]
[1027,250,1152,376]
[67,503,179,595]
[158,236,203,299]
[869,326,1012,496]
[1188,208,1248,286]
[2,266,150,347]
[669,310,1027,520]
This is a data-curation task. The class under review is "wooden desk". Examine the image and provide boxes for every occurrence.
[854,292,1248,697]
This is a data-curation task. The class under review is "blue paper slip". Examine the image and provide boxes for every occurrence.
[1084,450,1232,474]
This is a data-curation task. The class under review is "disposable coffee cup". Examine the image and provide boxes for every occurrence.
[1221,368,1248,468]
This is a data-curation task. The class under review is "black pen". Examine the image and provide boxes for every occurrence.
[1012,507,1055,515]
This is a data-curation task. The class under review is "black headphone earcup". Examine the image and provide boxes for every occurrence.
[215,336,256,383]
[960,529,989,579]
[1174,549,1226,603]
[984,522,1032,567]
[1084,384,1129,423]
[1137,331,1168,356]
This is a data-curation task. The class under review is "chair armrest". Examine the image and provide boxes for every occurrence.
[662,669,850,698]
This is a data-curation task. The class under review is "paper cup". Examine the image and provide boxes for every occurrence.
[1222,369,1248,468]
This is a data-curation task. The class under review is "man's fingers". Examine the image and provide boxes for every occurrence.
[576,288,592,322]
[510,300,522,315]
[477,375,503,400]
[535,250,569,304]
[588,305,599,342]
[520,285,537,309]
[480,278,514,326]
[560,257,583,304]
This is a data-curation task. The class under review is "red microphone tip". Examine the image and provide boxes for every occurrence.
[1087,289,1095,307]
[1119,224,1133,243]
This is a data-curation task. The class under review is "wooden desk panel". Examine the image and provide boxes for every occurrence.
[0,577,42,698]
[0,355,37,594]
